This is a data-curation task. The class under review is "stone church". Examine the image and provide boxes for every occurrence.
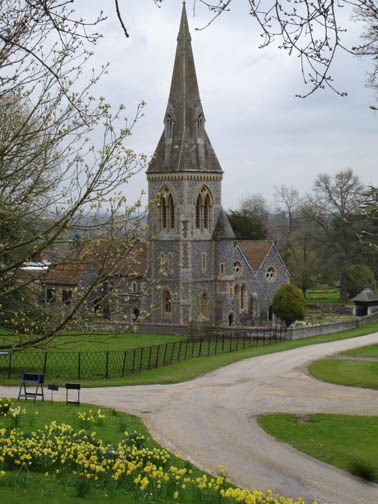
[141,4,290,329]
[39,4,289,329]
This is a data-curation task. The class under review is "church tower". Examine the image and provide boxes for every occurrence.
[145,3,237,327]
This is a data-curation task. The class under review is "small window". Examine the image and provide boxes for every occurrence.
[265,266,277,283]
[46,288,56,303]
[62,289,72,305]
[161,289,172,318]
[219,262,225,275]
[201,253,207,272]
[131,281,137,293]
[200,291,209,318]
[240,284,247,312]
[233,261,241,276]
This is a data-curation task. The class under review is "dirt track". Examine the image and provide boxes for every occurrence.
[1,332,378,504]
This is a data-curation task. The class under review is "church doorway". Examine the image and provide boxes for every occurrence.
[228,312,234,327]
[268,305,273,322]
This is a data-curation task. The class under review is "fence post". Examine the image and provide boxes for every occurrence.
[78,352,81,380]
[191,340,195,358]
[155,345,161,368]
[214,337,217,355]
[43,352,48,376]
[199,339,203,357]
[222,334,225,352]
[148,346,152,369]
[236,334,239,351]
[184,341,189,361]
[131,348,136,374]
[105,351,109,379]
[140,347,144,371]
[163,343,168,365]
[122,351,127,377]
[8,352,12,379]
[170,342,176,364]
[207,336,211,356]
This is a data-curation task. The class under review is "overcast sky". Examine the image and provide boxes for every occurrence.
[78,1,377,211]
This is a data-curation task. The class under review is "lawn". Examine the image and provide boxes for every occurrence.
[305,289,341,305]
[0,399,302,504]
[1,320,377,387]
[309,359,378,390]
[341,343,378,358]
[258,414,378,483]
[0,331,183,351]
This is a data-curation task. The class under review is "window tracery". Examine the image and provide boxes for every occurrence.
[195,186,212,230]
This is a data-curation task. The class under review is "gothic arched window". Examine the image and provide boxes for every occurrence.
[195,186,212,230]
[161,289,172,319]
[200,291,209,318]
[240,284,247,312]
[159,186,175,230]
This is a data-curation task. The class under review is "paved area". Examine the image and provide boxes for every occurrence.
[1,333,378,504]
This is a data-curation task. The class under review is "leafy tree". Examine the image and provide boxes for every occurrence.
[227,210,267,240]
[343,264,377,299]
[272,283,306,327]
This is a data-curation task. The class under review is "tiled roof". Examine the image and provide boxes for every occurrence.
[43,240,147,285]
[236,240,273,271]
[352,287,378,303]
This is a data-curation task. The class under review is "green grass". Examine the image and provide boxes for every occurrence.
[258,413,378,483]
[1,320,377,387]
[309,359,378,390]
[305,289,341,304]
[0,400,200,503]
[341,343,378,358]
[0,331,183,351]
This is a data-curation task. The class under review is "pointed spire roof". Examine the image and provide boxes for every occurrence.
[147,3,222,174]
[212,210,235,240]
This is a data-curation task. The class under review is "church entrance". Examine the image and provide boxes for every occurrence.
[228,313,234,327]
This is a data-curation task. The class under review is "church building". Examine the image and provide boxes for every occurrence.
[141,4,290,330]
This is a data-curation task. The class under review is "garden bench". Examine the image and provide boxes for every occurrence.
[18,372,45,403]
[65,383,81,406]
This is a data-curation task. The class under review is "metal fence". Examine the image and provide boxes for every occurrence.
[0,327,292,381]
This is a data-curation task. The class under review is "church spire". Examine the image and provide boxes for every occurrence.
[148,3,222,174]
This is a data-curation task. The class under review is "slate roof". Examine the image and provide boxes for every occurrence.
[147,3,222,174]
[236,240,273,271]
[351,287,378,303]
[212,210,235,240]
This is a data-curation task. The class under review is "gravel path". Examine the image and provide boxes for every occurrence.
[1,332,378,504]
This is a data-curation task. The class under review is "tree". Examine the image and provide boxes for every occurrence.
[303,169,369,301]
[272,283,306,326]
[343,264,376,299]
[227,210,267,240]
[0,1,146,349]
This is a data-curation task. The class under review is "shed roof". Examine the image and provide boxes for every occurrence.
[351,287,378,303]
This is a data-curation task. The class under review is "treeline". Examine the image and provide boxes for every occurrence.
[228,169,377,301]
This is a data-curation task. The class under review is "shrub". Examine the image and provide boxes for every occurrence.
[272,283,306,327]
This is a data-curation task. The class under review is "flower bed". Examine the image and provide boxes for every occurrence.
[0,398,311,503]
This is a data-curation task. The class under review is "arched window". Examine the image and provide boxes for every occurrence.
[168,194,175,229]
[161,289,172,319]
[200,291,209,318]
[195,186,212,230]
[159,186,175,230]
[240,284,247,312]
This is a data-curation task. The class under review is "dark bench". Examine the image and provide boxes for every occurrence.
[18,373,44,403]
[65,383,81,406]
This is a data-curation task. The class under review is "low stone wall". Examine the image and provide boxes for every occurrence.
[291,312,378,340]
[306,304,353,315]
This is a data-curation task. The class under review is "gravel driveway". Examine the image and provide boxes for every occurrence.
[1,332,378,504]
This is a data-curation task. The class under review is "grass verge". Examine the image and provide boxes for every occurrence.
[258,414,378,483]
[309,359,378,390]
[341,343,378,358]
